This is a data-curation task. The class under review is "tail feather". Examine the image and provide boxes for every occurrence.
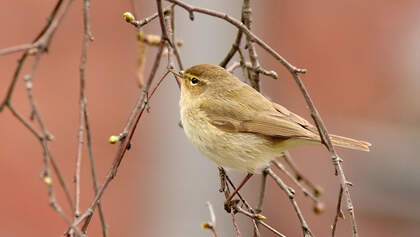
[330,135,371,152]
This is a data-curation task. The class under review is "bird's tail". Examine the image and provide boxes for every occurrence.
[330,135,371,152]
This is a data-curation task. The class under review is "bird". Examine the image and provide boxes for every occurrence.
[173,64,370,204]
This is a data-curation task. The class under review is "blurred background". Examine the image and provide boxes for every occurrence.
[1,0,419,236]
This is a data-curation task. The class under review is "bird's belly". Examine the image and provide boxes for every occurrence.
[181,111,278,173]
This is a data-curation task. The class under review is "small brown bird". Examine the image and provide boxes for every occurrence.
[176,64,370,173]
[175,64,370,205]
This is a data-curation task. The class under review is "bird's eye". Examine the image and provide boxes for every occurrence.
[191,77,199,85]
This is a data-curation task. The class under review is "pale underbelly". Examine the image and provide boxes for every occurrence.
[182,115,281,174]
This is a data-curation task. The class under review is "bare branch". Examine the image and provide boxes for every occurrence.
[203,202,219,237]
[290,72,359,236]
[281,152,324,197]
[272,161,320,204]
[227,61,278,80]
[0,43,36,56]
[156,0,173,47]
[266,168,314,237]
[231,212,243,237]
[332,187,345,237]
[71,44,168,231]
[235,207,286,237]
[166,0,306,74]
[219,28,243,68]
[242,0,261,90]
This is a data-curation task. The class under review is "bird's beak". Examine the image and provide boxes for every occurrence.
[169,69,184,80]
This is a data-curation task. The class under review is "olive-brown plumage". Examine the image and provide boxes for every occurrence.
[178,64,370,173]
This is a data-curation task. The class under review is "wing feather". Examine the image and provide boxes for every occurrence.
[200,83,318,140]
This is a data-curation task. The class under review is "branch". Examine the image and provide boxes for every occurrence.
[266,168,313,237]
[242,0,261,90]
[272,161,321,207]
[290,73,359,236]
[0,43,36,56]
[166,0,306,74]
[167,1,359,235]
[70,44,168,232]
[202,202,219,237]
[235,207,286,237]
[281,152,324,197]
[156,0,173,47]
[332,187,345,237]
[0,0,77,220]
[74,0,108,235]
[227,61,278,80]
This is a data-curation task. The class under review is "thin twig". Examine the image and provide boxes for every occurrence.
[224,174,253,212]
[227,61,277,79]
[203,202,219,237]
[157,0,173,46]
[235,206,286,237]
[332,187,344,237]
[231,212,243,237]
[290,72,359,236]
[74,0,108,235]
[252,219,261,237]
[170,4,184,70]
[167,0,306,74]
[71,44,167,231]
[22,50,80,235]
[266,168,314,237]
[253,169,267,237]
[242,0,261,90]
[8,104,43,139]
[272,161,320,204]
[74,91,85,218]
[219,28,243,68]
[256,168,268,213]
[0,0,76,218]
[164,10,175,70]
[0,43,36,56]
[281,152,323,197]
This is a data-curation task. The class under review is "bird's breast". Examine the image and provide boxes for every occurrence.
[179,103,279,173]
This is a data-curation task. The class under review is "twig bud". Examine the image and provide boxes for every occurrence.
[123,12,135,23]
[43,176,52,185]
[109,135,119,144]
[255,214,266,220]
[202,222,213,229]
[313,202,326,214]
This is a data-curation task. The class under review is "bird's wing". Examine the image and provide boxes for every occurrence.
[199,86,318,140]
[270,102,319,134]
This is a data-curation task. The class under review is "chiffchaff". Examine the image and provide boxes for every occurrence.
[174,64,370,174]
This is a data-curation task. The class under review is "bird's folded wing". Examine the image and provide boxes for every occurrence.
[200,100,318,139]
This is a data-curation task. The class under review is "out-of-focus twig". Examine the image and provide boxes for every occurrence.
[266,168,314,237]
[202,202,219,237]
[281,152,324,197]
[0,0,77,230]
[272,161,321,206]
[71,43,168,232]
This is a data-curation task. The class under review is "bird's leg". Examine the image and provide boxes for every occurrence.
[218,167,227,193]
[224,173,253,211]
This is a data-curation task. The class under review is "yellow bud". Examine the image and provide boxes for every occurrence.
[123,12,135,23]
[255,214,266,220]
[202,222,212,229]
[109,135,119,144]
[43,177,52,185]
